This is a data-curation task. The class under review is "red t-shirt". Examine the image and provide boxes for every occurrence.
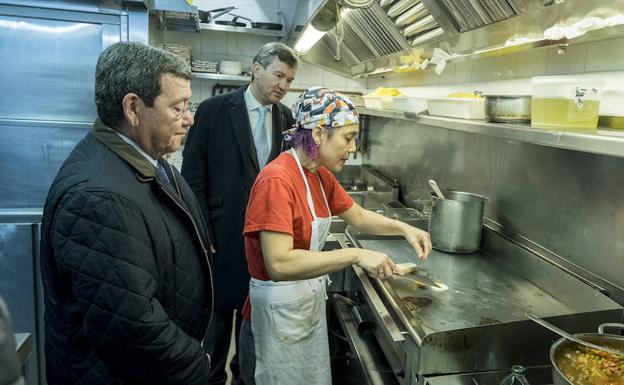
[241,152,354,319]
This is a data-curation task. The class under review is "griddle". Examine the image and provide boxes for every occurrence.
[344,220,623,376]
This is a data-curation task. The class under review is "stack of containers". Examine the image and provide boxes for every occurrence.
[530,77,602,132]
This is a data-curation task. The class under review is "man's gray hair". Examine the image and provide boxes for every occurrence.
[95,41,192,128]
[251,42,298,81]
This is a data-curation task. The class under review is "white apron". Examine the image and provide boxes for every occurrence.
[250,149,332,385]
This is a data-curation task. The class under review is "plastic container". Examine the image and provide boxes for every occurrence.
[363,96,382,109]
[363,96,396,109]
[218,60,242,75]
[392,97,427,113]
[427,98,485,120]
[364,96,427,113]
[531,76,602,132]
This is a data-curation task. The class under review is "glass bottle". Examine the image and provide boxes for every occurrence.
[500,365,530,385]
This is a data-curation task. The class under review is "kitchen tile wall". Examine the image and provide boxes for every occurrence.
[367,36,624,115]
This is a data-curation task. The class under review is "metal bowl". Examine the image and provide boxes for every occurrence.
[484,95,531,124]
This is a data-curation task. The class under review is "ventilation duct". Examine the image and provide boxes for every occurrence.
[295,0,623,77]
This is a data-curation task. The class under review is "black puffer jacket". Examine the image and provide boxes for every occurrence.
[40,120,214,385]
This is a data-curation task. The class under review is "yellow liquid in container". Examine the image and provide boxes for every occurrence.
[531,98,600,132]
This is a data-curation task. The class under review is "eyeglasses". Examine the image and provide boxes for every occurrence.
[173,101,193,120]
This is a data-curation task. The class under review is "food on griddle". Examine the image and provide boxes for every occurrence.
[557,345,624,385]
[402,296,432,312]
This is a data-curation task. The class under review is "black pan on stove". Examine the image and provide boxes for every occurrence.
[251,22,282,31]
[215,19,246,27]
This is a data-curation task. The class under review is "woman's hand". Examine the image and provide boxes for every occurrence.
[355,249,398,279]
[401,225,432,260]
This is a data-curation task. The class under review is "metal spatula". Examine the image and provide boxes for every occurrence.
[391,272,444,290]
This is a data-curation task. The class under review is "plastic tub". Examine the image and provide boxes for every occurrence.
[363,96,382,109]
[219,60,242,75]
[531,76,602,131]
[392,97,427,113]
[363,96,397,110]
[427,98,485,120]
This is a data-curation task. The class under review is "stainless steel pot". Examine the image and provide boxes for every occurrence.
[428,191,487,253]
[484,95,531,123]
[550,323,624,385]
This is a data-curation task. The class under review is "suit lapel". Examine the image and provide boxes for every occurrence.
[269,104,282,161]
[229,87,260,173]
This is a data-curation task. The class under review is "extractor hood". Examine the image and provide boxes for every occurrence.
[294,0,624,77]
[144,0,199,32]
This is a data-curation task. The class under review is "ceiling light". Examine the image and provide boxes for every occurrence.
[294,24,327,53]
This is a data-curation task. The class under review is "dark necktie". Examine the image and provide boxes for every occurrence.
[156,162,170,185]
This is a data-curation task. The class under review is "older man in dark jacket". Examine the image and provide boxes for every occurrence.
[40,42,213,385]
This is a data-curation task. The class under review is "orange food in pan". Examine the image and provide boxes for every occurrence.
[557,345,624,385]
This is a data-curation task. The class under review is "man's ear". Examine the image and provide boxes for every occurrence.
[122,93,142,127]
[251,62,262,81]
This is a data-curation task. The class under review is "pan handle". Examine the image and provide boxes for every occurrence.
[598,322,624,335]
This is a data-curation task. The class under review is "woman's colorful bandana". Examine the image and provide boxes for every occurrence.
[291,86,359,130]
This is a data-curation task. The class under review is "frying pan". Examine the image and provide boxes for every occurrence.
[215,17,246,27]
[252,21,283,30]
[226,13,283,30]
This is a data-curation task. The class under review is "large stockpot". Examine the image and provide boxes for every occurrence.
[428,191,487,253]
[550,323,624,385]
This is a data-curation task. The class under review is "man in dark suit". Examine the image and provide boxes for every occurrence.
[181,42,298,385]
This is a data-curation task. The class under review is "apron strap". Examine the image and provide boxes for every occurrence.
[290,148,331,219]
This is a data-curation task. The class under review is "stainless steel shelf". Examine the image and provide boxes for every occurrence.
[359,107,624,159]
[192,72,251,82]
[198,22,285,37]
